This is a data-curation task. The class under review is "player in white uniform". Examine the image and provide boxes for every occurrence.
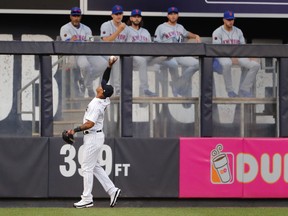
[100,5,130,95]
[67,56,121,209]
[126,9,157,97]
[212,11,260,97]
[60,7,108,97]
[154,7,201,97]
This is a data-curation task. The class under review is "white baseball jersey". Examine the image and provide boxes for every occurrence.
[212,25,245,44]
[60,22,92,41]
[83,97,110,132]
[154,22,189,43]
[100,20,129,42]
[126,26,152,42]
[80,95,118,202]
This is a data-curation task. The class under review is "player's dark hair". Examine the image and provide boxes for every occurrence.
[126,18,144,28]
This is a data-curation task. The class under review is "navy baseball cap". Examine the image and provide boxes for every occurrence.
[112,5,123,14]
[71,7,82,16]
[223,10,235,20]
[168,7,179,14]
[131,9,142,16]
[103,85,114,97]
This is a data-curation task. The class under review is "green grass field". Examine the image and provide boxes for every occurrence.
[1,207,288,216]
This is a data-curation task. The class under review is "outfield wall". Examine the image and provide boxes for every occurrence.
[1,137,288,198]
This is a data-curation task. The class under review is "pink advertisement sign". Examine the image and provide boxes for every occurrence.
[179,138,288,198]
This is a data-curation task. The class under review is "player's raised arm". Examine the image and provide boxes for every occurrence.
[101,56,118,87]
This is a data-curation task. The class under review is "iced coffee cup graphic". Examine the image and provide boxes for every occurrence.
[212,153,231,183]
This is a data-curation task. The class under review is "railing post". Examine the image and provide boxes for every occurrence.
[121,56,133,137]
[40,55,53,137]
[200,57,213,137]
[279,58,288,137]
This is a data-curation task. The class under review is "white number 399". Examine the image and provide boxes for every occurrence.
[59,144,113,177]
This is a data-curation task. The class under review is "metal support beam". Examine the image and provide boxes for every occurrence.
[40,55,53,137]
[121,56,133,137]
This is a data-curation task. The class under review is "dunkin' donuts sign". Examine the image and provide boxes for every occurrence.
[211,144,234,184]
[179,138,288,198]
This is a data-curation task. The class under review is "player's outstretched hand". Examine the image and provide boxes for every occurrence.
[109,56,118,67]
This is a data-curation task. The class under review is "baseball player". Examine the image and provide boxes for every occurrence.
[212,11,260,97]
[60,7,108,97]
[67,56,121,209]
[154,7,201,98]
[126,9,157,97]
[100,5,130,95]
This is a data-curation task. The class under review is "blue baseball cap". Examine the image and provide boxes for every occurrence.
[70,7,82,16]
[223,10,235,20]
[168,7,179,14]
[103,85,114,98]
[112,5,123,14]
[131,9,142,16]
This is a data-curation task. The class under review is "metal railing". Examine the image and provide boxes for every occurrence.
[17,76,39,135]
[17,56,65,135]
[133,97,200,137]
[213,97,277,137]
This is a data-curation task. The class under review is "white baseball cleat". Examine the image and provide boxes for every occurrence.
[73,200,93,209]
[110,188,121,207]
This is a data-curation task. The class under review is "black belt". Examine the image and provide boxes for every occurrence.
[83,130,102,135]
